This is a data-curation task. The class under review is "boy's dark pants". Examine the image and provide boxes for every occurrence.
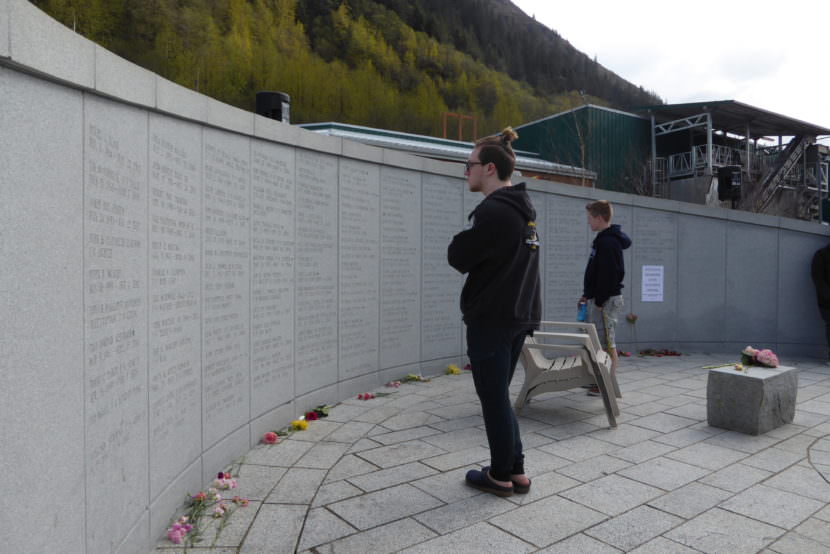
[466,321,531,482]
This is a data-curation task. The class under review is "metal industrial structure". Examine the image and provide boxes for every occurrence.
[515,100,830,222]
[635,101,830,221]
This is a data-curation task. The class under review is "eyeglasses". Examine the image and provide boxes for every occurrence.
[465,160,484,171]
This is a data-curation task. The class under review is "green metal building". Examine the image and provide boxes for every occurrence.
[514,104,651,192]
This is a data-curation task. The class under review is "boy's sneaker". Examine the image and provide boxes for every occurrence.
[587,385,600,396]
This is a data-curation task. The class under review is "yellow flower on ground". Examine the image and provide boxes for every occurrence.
[291,419,308,431]
[446,364,461,375]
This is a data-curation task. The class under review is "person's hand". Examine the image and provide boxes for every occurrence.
[577,296,587,308]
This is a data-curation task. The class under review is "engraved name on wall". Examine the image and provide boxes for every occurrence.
[83,97,148,552]
[339,159,380,379]
[251,141,295,414]
[421,174,463,359]
[380,167,421,367]
[202,130,250,446]
[295,150,338,394]
[148,116,202,498]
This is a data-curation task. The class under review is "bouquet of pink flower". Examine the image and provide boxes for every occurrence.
[740,346,779,368]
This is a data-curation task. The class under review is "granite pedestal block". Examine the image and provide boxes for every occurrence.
[707,365,798,435]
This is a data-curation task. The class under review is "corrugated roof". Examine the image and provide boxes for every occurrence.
[631,100,830,138]
[299,122,595,179]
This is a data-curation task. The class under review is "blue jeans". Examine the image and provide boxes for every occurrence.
[466,322,531,482]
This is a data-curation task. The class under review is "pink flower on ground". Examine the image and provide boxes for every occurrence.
[193,492,206,502]
[213,503,226,518]
[166,518,193,544]
[213,475,237,490]
[262,431,278,444]
[167,528,185,544]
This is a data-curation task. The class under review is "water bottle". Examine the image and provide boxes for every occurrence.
[577,301,587,322]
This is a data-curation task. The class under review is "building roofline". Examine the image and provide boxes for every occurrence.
[515,104,647,130]
[299,122,595,178]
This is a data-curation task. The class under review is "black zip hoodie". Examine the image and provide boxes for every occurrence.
[583,223,632,307]
[447,183,541,328]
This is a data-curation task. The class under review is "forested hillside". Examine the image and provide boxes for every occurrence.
[33,0,661,138]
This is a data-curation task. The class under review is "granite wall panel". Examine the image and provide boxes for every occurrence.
[295,150,339,394]
[202,129,250,448]
[677,216,727,343]
[379,167,422,368]
[251,140,295,415]
[725,221,779,343]
[545,195,589,321]
[338,159,380,380]
[148,114,202,500]
[631,208,678,343]
[778,229,826,345]
[83,94,149,553]
[0,67,86,554]
[421,174,464,360]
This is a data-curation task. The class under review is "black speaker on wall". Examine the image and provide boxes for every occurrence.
[256,91,291,123]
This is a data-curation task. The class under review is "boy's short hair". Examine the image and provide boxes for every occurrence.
[586,200,613,222]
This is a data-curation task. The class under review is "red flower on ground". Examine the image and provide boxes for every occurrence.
[305,411,319,421]
[262,431,278,444]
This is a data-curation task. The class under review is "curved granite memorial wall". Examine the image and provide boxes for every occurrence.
[2,2,828,552]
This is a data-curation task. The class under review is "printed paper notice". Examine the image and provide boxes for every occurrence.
[641,265,664,302]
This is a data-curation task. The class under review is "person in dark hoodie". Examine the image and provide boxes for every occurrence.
[448,127,541,498]
[578,200,631,396]
[810,243,830,362]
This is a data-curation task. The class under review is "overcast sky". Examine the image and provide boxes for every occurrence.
[511,0,830,142]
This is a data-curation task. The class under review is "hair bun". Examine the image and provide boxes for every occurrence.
[500,127,518,145]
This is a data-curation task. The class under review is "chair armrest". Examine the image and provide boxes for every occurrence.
[531,331,592,349]
[538,321,602,350]
[524,342,588,355]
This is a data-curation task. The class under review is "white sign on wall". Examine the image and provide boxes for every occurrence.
[641,265,664,302]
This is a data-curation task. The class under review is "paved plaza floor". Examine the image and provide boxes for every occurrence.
[153,352,830,553]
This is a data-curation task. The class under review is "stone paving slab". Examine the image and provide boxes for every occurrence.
[537,533,623,553]
[327,483,444,530]
[720,483,825,528]
[151,354,830,553]
[559,474,663,516]
[304,518,437,554]
[665,508,784,553]
[490,495,608,547]
[399,521,535,553]
[585,505,683,551]
[619,455,711,491]
[647,481,732,518]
